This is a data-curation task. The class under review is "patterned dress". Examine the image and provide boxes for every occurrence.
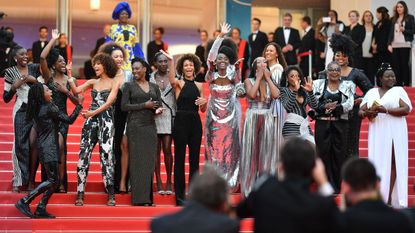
[107,24,144,71]
[3,64,40,187]
[150,72,176,134]
[205,37,241,191]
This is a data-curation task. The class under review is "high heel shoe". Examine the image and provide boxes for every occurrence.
[107,194,116,206]
[75,193,84,206]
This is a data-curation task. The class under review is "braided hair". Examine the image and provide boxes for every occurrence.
[376,63,394,86]
[26,82,46,121]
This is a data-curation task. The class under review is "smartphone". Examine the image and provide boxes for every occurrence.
[322,17,331,23]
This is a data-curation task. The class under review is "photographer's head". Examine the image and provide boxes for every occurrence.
[188,165,230,213]
[279,137,316,180]
[341,158,380,205]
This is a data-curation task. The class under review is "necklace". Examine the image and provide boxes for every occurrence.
[217,73,227,79]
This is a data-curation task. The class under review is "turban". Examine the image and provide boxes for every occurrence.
[112,2,132,20]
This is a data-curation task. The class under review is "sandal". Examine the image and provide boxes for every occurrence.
[165,183,173,195]
[75,193,84,206]
[107,194,116,206]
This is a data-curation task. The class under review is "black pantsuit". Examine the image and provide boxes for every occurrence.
[315,120,349,192]
[173,111,202,204]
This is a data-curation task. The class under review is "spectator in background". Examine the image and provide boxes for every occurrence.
[372,7,392,77]
[339,158,414,233]
[314,32,327,75]
[0,27,17,74]
[54,33,73,68]
[5,26,13,33]
[231,27,250,80]
[32,26,49,64]
[298,16,315,77]
[361,10,375,84]
[151,166,239,233]
[316,10,345,67]
[273,13,301,66]
[147,27,168,70]
[388,0,415,86]
[195,30,208,82]
[213,29,221,38]
[248,18,269,63]
[96,24,111,52]
[237,137,338,233]
[267,32,274,42]
[344,11,365,69]
[83,50,96,79]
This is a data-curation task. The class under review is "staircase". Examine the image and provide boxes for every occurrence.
[0,79,414,232]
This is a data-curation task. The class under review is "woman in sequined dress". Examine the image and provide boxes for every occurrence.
[205,23,243,191]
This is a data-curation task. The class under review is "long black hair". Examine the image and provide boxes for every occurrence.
[392,1,409,23]
[26,82,46,121]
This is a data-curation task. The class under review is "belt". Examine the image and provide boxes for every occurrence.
[317,116,339,121]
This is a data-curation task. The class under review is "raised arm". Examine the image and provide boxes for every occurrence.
[245,70,262,100]
[205,23,231,82]
[82,79,120,118]
[40,29,60,84]
[70,79,95,94]
[264,68,280,99]
[159,50,178,89]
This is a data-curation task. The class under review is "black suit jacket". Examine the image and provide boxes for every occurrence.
[237,176,339,233]
[339,200,414,233]
[273,27,301,65]
[151,201,239,233]
[248,30,269,62]
[388,14,415,44]
[299,28,315,76]
[32,40,48,64]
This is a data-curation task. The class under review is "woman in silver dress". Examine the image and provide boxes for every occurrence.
[149,52,175,195]
[240,57,280,197]
[205,23,243,191]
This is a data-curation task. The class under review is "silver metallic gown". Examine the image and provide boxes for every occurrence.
[204,37,241,191]
[240,77,278,197]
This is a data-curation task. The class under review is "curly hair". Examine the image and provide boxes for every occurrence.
[98,42,127,61]
[176,53,202,77]
[46,48,61,68]
[26,82,46,121]
[92,53,118,78]
[131,57,151,81]
[329,34,357,58]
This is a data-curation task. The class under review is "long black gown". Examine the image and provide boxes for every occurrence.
[121,81,161,205]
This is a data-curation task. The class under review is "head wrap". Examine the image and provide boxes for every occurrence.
[112,2,132,20]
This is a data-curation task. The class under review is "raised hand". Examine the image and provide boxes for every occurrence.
[220,22,231,36]
[159,49,173,61]
[52,29,60,40]
[263,67,271,81]
[234,58,244,70]
[301,76,313,92]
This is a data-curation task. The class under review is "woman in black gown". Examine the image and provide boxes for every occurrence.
[37,29,79,192]
[3,45,39,192]
[319,34,373,157]
[121,57,163,205]
[15,82,82,218]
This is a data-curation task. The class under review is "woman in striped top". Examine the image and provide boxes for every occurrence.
[279,66,317,143]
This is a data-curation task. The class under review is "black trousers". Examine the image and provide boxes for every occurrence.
[22,161,59,207]
[315,120,349,192]
[346,107,362,157]
[362,57,376,85]
[300,58,311,77]
[113,92,128,191]
[14,104,33,187]
[391,47,411,86]
[173,111,202,204]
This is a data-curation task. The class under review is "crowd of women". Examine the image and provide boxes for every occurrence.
[3,1,413,218]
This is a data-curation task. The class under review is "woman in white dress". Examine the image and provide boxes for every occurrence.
[359,63,412,207]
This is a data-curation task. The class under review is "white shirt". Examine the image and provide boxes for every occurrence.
[283,27,291,44]
[304,26,312,34]
[252,30,259,41]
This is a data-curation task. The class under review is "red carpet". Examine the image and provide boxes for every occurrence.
[0,79,414,232]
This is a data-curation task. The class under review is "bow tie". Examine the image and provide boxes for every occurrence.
[284,27,291,30]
